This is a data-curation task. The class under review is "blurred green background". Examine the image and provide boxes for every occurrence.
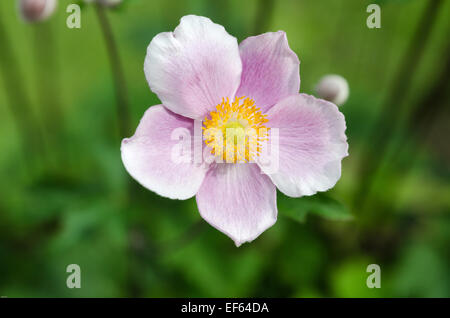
[0,0,449,297]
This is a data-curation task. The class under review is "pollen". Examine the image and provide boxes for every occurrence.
[202,96,270,163]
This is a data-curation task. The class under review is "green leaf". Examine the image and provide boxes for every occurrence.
[278,192,353,222]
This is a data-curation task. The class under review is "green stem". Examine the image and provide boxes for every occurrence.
[253,0,275,35]
[351,0,443,213]
[32,21,64,165]
[368,43,450,207]
[94,4,131,140]
[0,6,45,172]
[95,3,137,296]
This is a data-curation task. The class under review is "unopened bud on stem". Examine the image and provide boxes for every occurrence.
[18,0,57,23]
[315,74,349,106]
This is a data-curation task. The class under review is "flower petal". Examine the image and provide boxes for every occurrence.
[259,94,348,197]
[144,15,242,120]
[236,31,300,113]
[196,163,277,247]
[121,105,208,200]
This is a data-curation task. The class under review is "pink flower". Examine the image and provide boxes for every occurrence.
[121,15,348,246]
[18,0,57,23]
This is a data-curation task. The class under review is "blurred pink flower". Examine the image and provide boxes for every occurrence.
[18,0,57,23]
[121,15,348,246]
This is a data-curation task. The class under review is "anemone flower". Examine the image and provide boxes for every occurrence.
[121,15,348,246]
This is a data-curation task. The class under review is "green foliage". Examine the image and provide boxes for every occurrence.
[279,192,353,223]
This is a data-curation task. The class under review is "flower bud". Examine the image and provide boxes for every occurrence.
[18,0,57,23]
[99,0,122,7]
[315,74,349,106]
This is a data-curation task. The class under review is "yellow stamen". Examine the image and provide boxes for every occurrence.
[203,96,269,163]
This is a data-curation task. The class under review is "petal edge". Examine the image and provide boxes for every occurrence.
[236,31,300,112]
[121,105,208,200]
[196,163,277,246]
[144,15,242,119]
[258,94,348,197]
